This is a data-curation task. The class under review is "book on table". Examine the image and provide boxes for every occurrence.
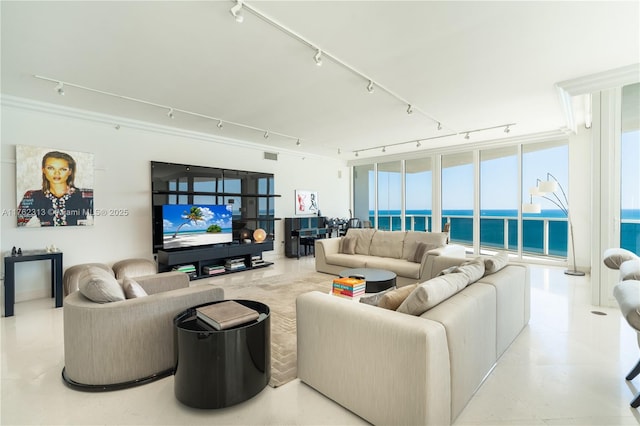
[332,276,366,298]
[196,300,260,330]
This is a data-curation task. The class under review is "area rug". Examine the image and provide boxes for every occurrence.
[219,270,334,388]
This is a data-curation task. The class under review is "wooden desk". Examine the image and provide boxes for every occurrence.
[3,250,63,317]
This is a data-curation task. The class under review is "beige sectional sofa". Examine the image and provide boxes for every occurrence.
[297,253,530,425]
[315,228,466,287]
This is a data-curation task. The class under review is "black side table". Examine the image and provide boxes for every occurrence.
[4,250,63,317]
[173,299,271,409]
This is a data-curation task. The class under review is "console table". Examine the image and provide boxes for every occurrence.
[3,250,63,317]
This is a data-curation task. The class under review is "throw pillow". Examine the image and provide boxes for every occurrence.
[411,242,438,263]
[484,251,509,275]
[123,277,148,299]
[454,258,485,284]
[78,266,126,303]
[397,273,468,316]
[377,284,418,310]
[359,286,395,306]
[340,237,356,255]
[603,248,638,270]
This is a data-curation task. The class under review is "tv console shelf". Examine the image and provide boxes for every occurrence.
[157,241,273,280]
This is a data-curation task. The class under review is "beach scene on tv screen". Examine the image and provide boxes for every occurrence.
[163,204,233,249]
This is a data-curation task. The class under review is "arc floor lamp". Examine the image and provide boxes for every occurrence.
[523,172,585,276]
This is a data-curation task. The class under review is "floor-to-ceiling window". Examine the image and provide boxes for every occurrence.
[480,146,519,253]
[353,164,374,224]
[441,152,474,247]
[377,161,402,230]
[405,158,432,231]
[353,138,569,262]
[621,83,640,255]
[522,141,569,257]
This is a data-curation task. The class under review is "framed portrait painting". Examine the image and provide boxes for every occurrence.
[16,145,94,227]
[295,189,319,216]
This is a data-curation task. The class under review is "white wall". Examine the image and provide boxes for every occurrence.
[569,127,592,273]
[1,99,350,302]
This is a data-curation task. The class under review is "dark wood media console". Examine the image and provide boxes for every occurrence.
[157,241,273,280]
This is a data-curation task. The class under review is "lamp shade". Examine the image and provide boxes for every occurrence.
[539,180,558,193]
[522,203,541,214]
[253,228,266,243]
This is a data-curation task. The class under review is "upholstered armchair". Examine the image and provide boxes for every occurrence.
[62,268,224,390]
[604,248,640,408]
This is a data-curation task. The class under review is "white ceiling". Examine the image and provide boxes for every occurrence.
[2,1,639,160]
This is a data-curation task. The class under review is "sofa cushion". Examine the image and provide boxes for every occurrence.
[402,232,447,260]
[397,273,469,315]
[364,257,421,279]
[359,286,395,306]
[412,242,439,263]
[346,228,377,255]
[369,230,405,259]
[378,284,418,310]
[603,248,638,270]
[78,266,126,303]
[620,259,640,281]
[484,251,509,275]
[112,258,156,280]
[123,278,148,299]
[340,237,357,255]
[455,258,486,283]
[325,253,369,269]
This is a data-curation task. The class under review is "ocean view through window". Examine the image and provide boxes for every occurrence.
[356,140,575,260]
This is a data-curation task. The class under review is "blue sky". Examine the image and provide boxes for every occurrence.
[372,135,639,213]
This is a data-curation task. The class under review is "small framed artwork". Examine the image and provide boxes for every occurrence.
[295,190,319,216]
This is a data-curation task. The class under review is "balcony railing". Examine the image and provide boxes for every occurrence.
[371,214,639,257]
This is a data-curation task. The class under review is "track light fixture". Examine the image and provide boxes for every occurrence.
[504,125,510,133]
[367,80,374,93]
[437,122,442,131]
[263,131,269,139]
[296,139,301,146]
[407,104,413,114]
[35,75,304,148]
[230,0,244,23]
[348,122,517,157]
[314,49,323,66]
[337,148,341,155]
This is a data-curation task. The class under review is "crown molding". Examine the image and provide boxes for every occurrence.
[556,63,640,133]
[556,63,640,96]
[0,95,338,163]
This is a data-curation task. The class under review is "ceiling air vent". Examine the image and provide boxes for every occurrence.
[264,152,278,161]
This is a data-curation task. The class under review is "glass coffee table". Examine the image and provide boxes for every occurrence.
[338,268,397,293]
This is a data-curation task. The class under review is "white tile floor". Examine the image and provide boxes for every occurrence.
[2,256,639,425]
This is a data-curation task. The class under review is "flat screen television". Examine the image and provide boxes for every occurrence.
[162,204,233,250]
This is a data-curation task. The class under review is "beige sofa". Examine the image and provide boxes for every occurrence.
[62,271,224,390]
[315,229,466,287]
[297,254,530,425]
